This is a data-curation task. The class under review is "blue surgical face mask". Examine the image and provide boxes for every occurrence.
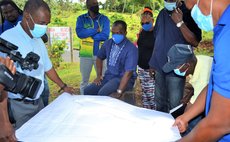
[164,1,177,11]
[173,63,189,76]
[191,0,214,32]
[112,34,124,44]
[174,68,186,76]
[142,22,153,31]
[28,14,48,38]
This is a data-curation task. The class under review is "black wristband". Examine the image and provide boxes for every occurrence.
[58,83,67,93]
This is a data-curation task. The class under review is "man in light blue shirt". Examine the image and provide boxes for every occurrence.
[174,0,230,141]
[0,0,74,129]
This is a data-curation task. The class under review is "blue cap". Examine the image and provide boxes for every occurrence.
[162,44,194,73]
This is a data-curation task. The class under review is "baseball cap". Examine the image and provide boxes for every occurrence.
[162,44,194,73]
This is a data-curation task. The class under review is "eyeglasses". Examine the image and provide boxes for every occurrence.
[141,22,150,25]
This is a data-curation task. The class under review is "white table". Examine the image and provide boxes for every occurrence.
[16,93,181,142]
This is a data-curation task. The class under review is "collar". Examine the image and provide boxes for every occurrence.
[113,37,128,47]
[17,21,34,40]
[216,5,230,25]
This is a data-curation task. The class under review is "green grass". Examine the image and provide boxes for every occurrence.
[48,62,96,102]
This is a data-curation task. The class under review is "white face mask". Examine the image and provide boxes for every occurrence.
[191,0,214,31]
[27,14,47,38]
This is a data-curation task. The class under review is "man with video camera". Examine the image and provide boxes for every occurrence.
[0,57,17,142]
[0,0,74,129]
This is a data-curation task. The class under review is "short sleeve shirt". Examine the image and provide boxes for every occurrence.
[0,22,52,100]
[205,5,230,142]
[97,38,138,82]
[149,2,202,75]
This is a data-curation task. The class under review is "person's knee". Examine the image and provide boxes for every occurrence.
[97,89,110,96]
[84,84,99,95]
[83,86,90,95]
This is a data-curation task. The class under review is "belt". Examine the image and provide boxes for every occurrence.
[12,98,40,105]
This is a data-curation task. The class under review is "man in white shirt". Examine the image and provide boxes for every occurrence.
[0,0,74,129]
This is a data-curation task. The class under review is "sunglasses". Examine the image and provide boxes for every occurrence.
[141,22,150,25]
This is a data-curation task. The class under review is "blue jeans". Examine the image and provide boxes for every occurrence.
[84,77,134,96]
[80,57,106,95]
[155,71,185,112]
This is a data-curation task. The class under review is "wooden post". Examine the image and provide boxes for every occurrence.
[70,27,73,62]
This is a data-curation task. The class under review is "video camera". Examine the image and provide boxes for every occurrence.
[0,37,39,71]
[0,38,41,99]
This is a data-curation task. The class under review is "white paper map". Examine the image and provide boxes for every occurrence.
[16,93,181,142]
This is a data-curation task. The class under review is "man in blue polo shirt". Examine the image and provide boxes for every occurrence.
[149,0,202,113]
[84,20,138,97]
[174,0,230,141]
[76,0,110,95]
[0,0,22,34]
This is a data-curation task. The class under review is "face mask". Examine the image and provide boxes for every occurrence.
[28,14,47,38]
[164,1,177,11]
[142,22,153,31]
[191,0,214,31]
[173,63,189,76]
[174,68,186,76]
[90,5,99,14]
[112,34,124,44]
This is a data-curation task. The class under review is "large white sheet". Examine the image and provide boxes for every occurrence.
[16,93,181,142]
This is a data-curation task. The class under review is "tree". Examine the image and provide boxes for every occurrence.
[14,0,27,10]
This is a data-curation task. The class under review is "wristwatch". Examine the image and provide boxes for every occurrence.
[117,89,122,94]
[176,21,184,28]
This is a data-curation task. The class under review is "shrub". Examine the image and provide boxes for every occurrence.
[48,40,67,68]
[109,13,125,25]
[52,17,67,26]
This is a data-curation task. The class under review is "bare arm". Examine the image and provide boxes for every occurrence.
[179,91,230,141]
[0,91,17,142]
[46,67,74,94]
[0,57,16,141]
[183,85,207,120]
[96,58,103,78]
[171,8,200,47]
[118,71,133,92]
[174,85,207,132]
[93,58,103,85]
[179,23,199,47]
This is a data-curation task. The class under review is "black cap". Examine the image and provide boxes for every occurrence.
[162,44,194,73]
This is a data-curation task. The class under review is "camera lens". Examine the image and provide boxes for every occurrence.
[22,77,42,99]
[10,72,41,99]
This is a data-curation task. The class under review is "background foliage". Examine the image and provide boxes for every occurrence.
[12,0,214,97]
[13,0,213,51]
[48,40,67,68]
